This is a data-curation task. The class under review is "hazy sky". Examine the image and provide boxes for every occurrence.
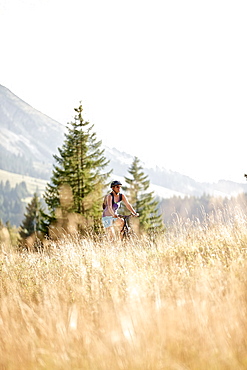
[1,0,247,183]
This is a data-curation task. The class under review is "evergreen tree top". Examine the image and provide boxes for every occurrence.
[42,102,112,235]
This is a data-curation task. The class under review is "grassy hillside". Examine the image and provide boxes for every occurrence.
[1,208,247,369]
[0,169,48,195]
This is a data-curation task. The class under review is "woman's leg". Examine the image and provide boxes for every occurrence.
[103,217,124,241]
[105,225,116,241]
[113,218,124,239]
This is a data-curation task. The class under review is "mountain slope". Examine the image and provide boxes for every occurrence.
[0,84,65,168]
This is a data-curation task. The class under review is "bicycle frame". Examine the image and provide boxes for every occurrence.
[119,215,133,239]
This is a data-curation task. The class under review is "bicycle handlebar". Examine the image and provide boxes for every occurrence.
[118,214,139,219]
[118,214,132,219]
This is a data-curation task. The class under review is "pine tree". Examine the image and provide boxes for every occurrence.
[42,104,111,235]
[123,157,164,234]
[20,193,43,239]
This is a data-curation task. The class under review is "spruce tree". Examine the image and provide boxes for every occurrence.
[42,104,111,235]
[20,193,43,239]
[123,157,164,234]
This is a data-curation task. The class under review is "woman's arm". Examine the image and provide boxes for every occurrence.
[122,194,139,216]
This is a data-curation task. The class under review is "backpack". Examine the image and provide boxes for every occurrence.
[102,192,122,210]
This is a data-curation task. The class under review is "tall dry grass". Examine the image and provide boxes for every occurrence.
[1,205,247,369]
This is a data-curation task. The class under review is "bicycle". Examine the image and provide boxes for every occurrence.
[119,214,138,241]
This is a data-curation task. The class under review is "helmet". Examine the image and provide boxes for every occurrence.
[111,180,122,188]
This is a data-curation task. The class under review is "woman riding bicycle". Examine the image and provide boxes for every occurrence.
[102,180,138,240]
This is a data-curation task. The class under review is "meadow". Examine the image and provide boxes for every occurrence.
[1,205,247,369]
[0,169,47,197]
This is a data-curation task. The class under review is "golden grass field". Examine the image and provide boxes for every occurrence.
[1,205,247,369]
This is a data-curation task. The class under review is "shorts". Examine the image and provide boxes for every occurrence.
[102,216,118,229]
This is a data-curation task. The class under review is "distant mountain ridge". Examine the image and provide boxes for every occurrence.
[0,84,65,161]
[0,84,66,178]
[103,146,247,198]
[1,83,247,198]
